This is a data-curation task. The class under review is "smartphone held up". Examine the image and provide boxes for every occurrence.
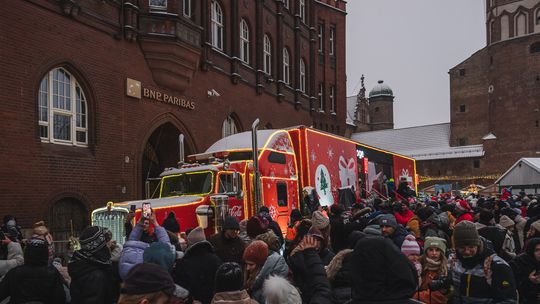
[142,202,152,218]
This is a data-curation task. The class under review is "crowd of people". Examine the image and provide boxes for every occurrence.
[0,189,540,304]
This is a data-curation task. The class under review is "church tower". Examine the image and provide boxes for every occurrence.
[353,75,370,132]
[368,80,394,131]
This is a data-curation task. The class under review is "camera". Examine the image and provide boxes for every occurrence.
[428,276,450,291]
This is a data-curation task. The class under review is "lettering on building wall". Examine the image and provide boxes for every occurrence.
[126,78,195,110]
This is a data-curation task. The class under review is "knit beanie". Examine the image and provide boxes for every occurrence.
[143,242,176,272]
[378,214,398,229]
[187,226,206,248]
[498,215,515,229]
[307,226,324,241]
[122,263,176,295]
[363,224,382,236]
[401,235,420,256]
[214,262,244,293]
[453,220,481,247]
[256,230,281,252]
[223,216,240,231]
[243,240,269,266]
[424,236,447,253]
[24,237,49,266]
[246,215,269,239]
[311,210,330,229]
[531,220,540,232]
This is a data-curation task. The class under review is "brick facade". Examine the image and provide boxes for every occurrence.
[0,0,346,228]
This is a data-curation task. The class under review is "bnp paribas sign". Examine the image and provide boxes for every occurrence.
[126,78,196,110]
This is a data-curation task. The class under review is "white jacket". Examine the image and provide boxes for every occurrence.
[0,242,24,279]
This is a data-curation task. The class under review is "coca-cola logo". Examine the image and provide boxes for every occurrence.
[229,205,242,217]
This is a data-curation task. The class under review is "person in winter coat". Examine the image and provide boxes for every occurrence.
[286,209,303,244]
[329,204,348,253]
[394,201,415,226]
[449,221,517,303]
[173,227,222,304]
[379,214,411,249]
[246,215,270,240]
[290,227,334,266]
[209,216,246,265]
[325,231,365,304]
[499,215,517,261]
[501,208,527,251]
[416,237,449,304]
[289,231,333,303]
[401,235,422,281]
[263,275,302,304]
[162,211,181,234]
[509,237,540,304]
[243,240,288,304]
[284,219,312,261]
[118,263,188,304]
[0,216,23,244]
[454,200,474,225]
[350,236,419,304]
[68,226,117,304]
[212,262,258,304]
[142,241,176,273]
[0,235,23,279]
[0,238,66,304]
[119,213,171,280]
[258,207,284,246]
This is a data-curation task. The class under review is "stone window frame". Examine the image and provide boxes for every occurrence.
[38,67,88,146]
[329,25,336,56]
[211,0,224,50]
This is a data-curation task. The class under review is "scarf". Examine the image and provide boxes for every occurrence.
[70,226,112,265]
[422,256,448,276]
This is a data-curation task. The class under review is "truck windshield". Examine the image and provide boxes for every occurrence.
[161,171,214,197]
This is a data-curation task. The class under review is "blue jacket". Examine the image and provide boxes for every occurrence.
[119,223,170,280]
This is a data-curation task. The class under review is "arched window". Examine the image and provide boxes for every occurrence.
[501,15,509,39]
[299,0,305,23]
[263,35,272,75]
[38,67,88,146]
[535,8,540,32]
[211,1,224,50]
[299,58,306,93]
[284,0,289,10]
[515,13,527,37]
[283,48,290,84]
[222,115,239,138]
[240,19,250,64]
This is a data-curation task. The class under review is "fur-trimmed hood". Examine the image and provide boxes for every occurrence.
[262,275,301,304]
[326,249,353,281]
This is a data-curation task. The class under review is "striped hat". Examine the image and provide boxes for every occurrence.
[401,234,420,256]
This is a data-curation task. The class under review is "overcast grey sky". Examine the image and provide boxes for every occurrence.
[346,0,486,128]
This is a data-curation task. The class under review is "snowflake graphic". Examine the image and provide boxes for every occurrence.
[310,150,317,162]
[267,183,271,189]
[327,147,334,160]
[284,167,288,175]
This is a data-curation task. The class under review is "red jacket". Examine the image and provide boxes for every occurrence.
[394,209,415,226]
[455,212,474,225]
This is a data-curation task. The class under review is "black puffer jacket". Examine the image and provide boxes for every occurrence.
[509,238,540,304]
[326,249,354,304]
[68,259,116,304]
[351,236,418,304]
[289,248,331,304]
[208,232,246,265]
[0,264,66,304]
[173,241,222,304]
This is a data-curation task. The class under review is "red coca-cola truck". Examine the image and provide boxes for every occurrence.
[92,121,417,242]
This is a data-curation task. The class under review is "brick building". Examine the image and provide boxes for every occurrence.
[352,0,540,190]
[0,0,346,238]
